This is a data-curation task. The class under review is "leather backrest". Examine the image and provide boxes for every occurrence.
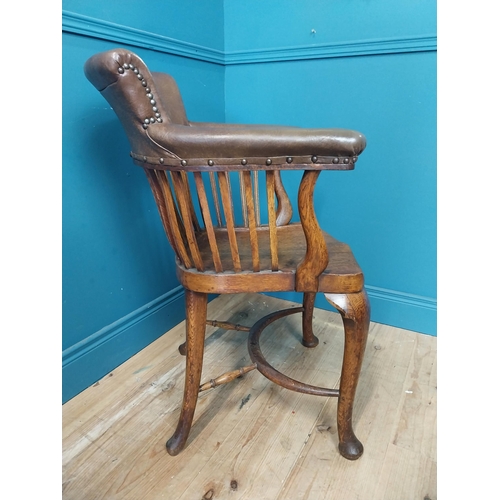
[151,72,189,126]
[84,48,188,156]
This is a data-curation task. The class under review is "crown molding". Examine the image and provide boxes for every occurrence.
[63,11,436,66]
[62,11,225,65]
[225,35,437,65]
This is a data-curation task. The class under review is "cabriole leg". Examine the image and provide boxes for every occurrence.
[325,288,370,460]
[166,289,207,456]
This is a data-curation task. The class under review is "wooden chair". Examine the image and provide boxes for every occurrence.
[84,49,371,460]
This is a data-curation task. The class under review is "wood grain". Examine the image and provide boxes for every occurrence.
[181,171,201,232]
[154,170,192,268]
[274,170,293,226]
[242,170,260,272]
[296,170,329,292]
[266,170,279,271]
[166,290,208,455]
[63,293,436,500]
[177,224,364,294]
[193,172,223,272]
[171,171,204,271]
[217,171,241,272]
[209,171,223,227]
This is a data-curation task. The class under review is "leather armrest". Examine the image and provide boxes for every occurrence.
[85,49,366,171]
[143,122,366,166]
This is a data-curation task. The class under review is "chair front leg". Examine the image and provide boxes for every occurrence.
[302,292,319,347]
[325,288,370,460]
[166,289,207,456]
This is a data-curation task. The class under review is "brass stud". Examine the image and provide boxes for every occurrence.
[144,118,150,124]
[141,81,147,87]
[344,158,349,164]
[155,112,161,118]
[181,160,187,167]
[286,157,293,163]
[152,106,158,112]
[137,73,143,80]
[150,118,155,123]
[133,68,139,74]
[208,159,214,166]
[145,87,151,93]
[123,63,130,69]
[146,93,153,99]
[159,158,164,164]
[150,99,156,105]
[129,64,135,70]
[142,124,148,129]
[311,155,318,163]
[241,159,247,165]
[157,118,163,123]
[353,156,358,163]
[333,157,339,164]
[266,158,272,166]
[118,67,124,74]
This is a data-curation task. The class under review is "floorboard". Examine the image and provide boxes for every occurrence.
[62,293,437,500]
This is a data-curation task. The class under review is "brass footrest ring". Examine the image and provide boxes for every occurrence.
[247,307,339,398]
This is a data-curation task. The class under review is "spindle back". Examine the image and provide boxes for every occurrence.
[144,167,294,274]
[83,48,365,292]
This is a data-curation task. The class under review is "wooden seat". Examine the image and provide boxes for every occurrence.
[84,48,371,461]
[178,224,364,294]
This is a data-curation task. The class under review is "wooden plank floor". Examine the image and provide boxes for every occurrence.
[62,293,436,500]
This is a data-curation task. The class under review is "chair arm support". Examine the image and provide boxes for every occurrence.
[295,170,329,292]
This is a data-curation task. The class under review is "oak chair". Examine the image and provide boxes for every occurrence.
[84,49,371,460]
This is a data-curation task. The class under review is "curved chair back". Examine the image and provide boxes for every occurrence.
[84,50,186,156]
[144,166,293,274]
[85,49,293,275]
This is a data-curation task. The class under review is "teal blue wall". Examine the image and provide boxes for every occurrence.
[224,0,436,51]
[223,0,437,336]
[64,0,225,50]
[63,0,436,402]
[62,1,225,403]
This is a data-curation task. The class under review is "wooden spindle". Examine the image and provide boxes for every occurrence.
[209,171,223,227]
[274,170,293,226]
[206,319,250,332]
[181,171,201,232]
[217,171,242,272]
[239,171,249,227]
[199,364,257,392]
[167,171,189,250]
[253,170,260,226]
[266,170,279,271]
[242,171,260,272]
[226,171,234,216]
[155,170,192,269]
[193,173,223,273]
[171,171,204,271]
[143,169,178,256]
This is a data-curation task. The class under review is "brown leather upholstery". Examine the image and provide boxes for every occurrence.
[84,48,366,169]
[151,72,189,126]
